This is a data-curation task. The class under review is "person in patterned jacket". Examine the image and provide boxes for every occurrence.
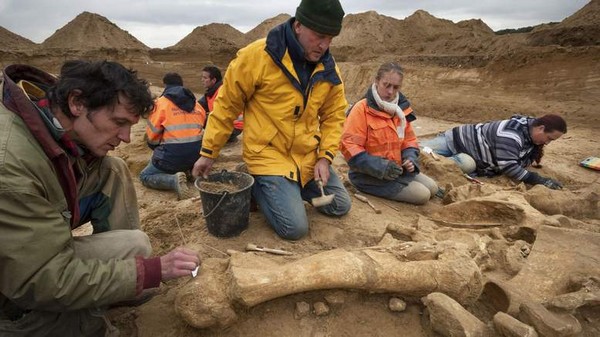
[421,114,567,189]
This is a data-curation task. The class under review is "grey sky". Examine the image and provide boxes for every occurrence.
[0,0,590,48]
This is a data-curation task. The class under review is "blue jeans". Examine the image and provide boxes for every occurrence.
[421,134,454,156]
[252,167,351,240]
[139,161,178,191]
[421,134,476,173]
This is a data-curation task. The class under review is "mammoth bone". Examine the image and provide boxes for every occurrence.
[175,247,483,329]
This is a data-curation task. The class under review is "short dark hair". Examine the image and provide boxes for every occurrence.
[162,72,183,86]
[202,65,222,82]
[48,60,154,118]
[532,114,567,133]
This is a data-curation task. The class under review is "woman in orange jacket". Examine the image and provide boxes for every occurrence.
[340,62,438,205]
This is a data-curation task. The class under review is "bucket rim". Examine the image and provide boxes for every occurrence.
[194,170,254,194]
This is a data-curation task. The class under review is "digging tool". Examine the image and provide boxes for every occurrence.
[354,193,382,214]
[463,173,484,185]
[246,243,293,256]
[311,180,335,207]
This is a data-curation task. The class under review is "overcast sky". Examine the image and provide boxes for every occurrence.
[0,0,590,48]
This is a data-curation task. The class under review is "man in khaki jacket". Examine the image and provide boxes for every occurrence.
[0,61,199,336]
[193,0,352,240]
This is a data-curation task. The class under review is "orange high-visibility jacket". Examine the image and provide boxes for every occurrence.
[146,88,206,172]
[201,84,244,130]
[340,98,418,165]
[146,96,206,146]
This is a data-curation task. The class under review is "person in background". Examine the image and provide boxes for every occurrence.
[198,65,243,142]
[341,62,439,205]
[192,0,352,240]
[140,72,205,200]
[0,61,199,336]
[420,114,566,189]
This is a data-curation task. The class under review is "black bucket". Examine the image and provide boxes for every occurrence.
[194,170,254,237]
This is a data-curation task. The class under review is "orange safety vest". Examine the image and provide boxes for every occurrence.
[340,98,418,165]
[146,96,206,146]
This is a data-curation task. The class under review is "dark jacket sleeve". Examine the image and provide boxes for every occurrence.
[348,151,389,180]
[401,147,421,174]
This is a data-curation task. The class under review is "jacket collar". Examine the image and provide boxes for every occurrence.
[205,80,222,98]
[365,85,417,122]
[265,18,342,89]
[2,64,63,159]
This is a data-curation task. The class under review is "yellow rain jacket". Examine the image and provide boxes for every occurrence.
[200,20,348,186]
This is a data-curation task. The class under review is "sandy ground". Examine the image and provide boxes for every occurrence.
[3,3,600,336]
[106,105,599,336]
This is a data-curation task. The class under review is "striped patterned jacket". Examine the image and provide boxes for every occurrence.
[446,115,537,180]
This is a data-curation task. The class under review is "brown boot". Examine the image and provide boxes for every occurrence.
[175,172,196,200]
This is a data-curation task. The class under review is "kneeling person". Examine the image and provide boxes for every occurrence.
[141,72,206,200]
[341,62,439,205]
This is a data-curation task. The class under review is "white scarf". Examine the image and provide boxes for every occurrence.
[371,83,406,139]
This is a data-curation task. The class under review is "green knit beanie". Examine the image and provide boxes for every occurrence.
[295,0,345,36]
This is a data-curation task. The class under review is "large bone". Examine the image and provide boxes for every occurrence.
[176,248,483,329]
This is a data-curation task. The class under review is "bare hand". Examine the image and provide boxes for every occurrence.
[160,247,200,281]
[192,157,215,178]
[402,159,415,173]
[314,158,331,186]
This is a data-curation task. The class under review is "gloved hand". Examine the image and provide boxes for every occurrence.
[383,161,403,180]
[542,177,563,190]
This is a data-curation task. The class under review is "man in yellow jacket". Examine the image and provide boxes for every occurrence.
[192,0,351,240]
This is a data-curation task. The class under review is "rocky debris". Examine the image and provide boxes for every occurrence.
[493,312,538,337]
[388,297,407,312]
[519,302,582,337]
[294,301,310,319]
[423,292,488,337]
[324,291,346,306]
[545,276,600,312]
[313,302,329,316]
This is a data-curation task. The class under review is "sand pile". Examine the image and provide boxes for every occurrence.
[0,26,37,51]
[528,0,600,46]
[173,23,248,50]
[40,12,148,50]
[332,10,497,61]
[245,14,291,42]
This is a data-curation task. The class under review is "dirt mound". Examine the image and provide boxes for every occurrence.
[170,23,248,62]
[245,14,291,42]
[332,11,404,61]
[560,0,600,27]
[173,23,248,50]
[41,12,148,50]
[333,10,497,62]
[456,19,495,36]
[402,10,495,55]
[0,26,37,51]
[527,0,600,46]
